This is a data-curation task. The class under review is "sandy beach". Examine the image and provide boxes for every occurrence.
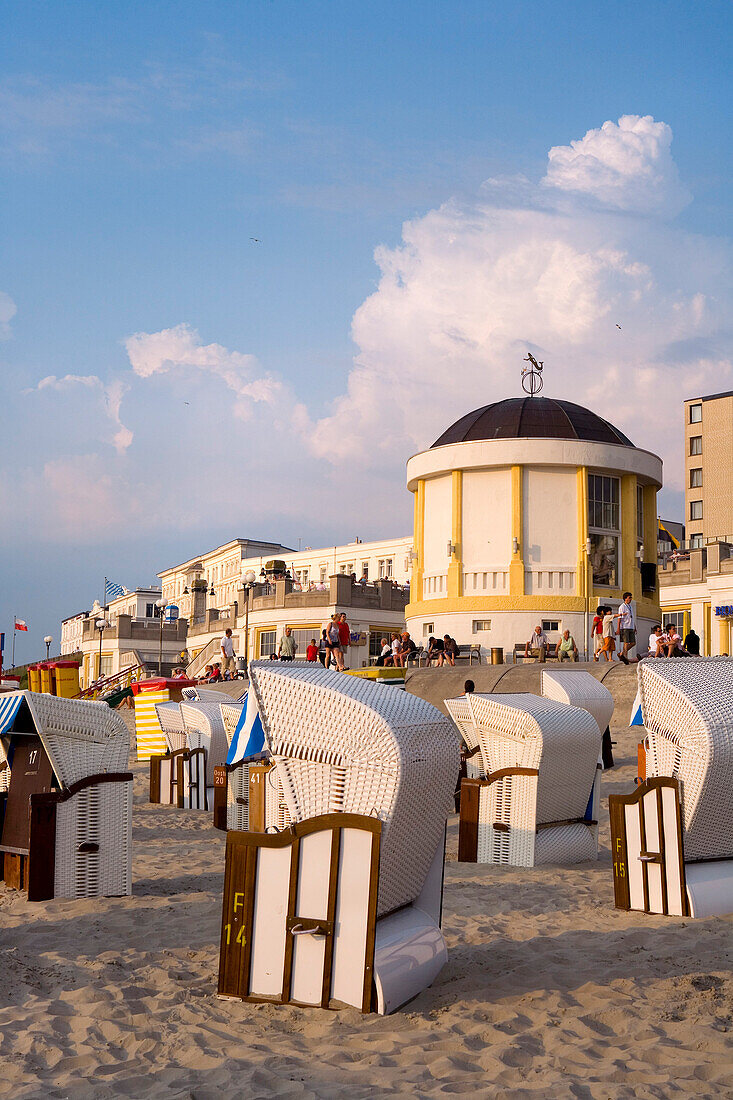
[1,672,732,1099]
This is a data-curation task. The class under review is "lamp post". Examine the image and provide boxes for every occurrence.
[95,619,108,682]
[44,635,53,660]
[242,569,256,668]
[156,598,168,676]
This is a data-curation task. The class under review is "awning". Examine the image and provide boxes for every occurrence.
[0,693,23,737]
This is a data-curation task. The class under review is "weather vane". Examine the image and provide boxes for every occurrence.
[522,352,544,396]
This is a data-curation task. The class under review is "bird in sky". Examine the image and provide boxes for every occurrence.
[616,324,622,330]
[184,401,190,406]
[249,237,261,242]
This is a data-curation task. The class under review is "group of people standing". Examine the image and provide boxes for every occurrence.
[307,613,351,671]
[591,593,638,664]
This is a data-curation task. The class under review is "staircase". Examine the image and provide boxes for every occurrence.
[186,638,221,680]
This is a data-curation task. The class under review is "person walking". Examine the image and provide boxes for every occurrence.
[317,629,329,667]
[601,608,616,661]
[338,612,351,670]
[615,592,637,665]
[278,626,297,661]
[327,615,344,671]
[220,629,237,677]
[591,606,605,662]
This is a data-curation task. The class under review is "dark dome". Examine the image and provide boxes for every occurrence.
[432,397,634,449]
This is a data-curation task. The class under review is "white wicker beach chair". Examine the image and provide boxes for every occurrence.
[0,691,132,901]
[218,662,459,1014]
[444,694,485,779]
[459,693,601,867]
[541,670,614,736]
[154,701,187,751]
[610,658,733,918]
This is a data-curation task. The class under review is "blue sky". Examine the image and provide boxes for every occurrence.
[1,0,731,664]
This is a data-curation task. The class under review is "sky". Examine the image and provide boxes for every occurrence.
[1,0,731,665]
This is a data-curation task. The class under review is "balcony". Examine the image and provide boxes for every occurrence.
[249,575,409,614]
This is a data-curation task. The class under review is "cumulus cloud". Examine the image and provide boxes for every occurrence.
[30,373,133,454]
[125,322,284,420]
[0,291,17,337]
[308,117,731,500]
[543,115,691,217]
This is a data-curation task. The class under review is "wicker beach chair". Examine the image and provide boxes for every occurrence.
[457,692,601,866]
[610,658,733,917]
[0,691,132,901]
[217,662,459,1013]
[445,694,485,779]
[541,670,614,736]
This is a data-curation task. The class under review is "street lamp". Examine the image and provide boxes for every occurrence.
[242,569,256,668]
[95,619,108,683]
[44,635,53,660]
[156,598,168,676]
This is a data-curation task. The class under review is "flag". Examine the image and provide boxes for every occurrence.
[0,632,4,657]
[14,619,28,632]
[227,690,266,764]
[629,690,644,726]
[105,579,126,601]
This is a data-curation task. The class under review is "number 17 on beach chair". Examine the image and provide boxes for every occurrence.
[217,663,459,1013]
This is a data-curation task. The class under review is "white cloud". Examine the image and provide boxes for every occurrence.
[0,291,17,337]
[29,373,133,454]
[543,114,691,217]
[308,118,731,499]
[124,322,284,419]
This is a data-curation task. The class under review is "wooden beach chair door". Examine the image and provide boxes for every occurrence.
[609,778,687,916]
[1,734,56,890]
[218,813,381,1012]
[176,748,207,810]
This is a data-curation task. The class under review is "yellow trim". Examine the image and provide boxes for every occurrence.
[414,478,425,598]
[509,465,524,595]
[719,617,729,656]
[644,485,658,568]
[406,592,665,618]
[704,603,711,655]
[621,474,639,600]
[254,624,277,657]
[447,470,463,598]
[576,467,589,602]
[658,604,691,613]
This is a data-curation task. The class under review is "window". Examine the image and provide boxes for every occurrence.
[689,403,702,423]
[690,500,703,521]
[423,622,434,636]
[542,620,560,633]
[339,564,347,574]
[690,436,702,456]
[146,603,153,617]
[690,468,702,488]
[588,474,620,586]
[663,611,687,634]
[386,558,393,578]
[258,630,276,657]
[378,560,385,579]
[472,620,492,633]
[637,485,644,538]
[690,534,703,549]
[288,628,317,656]
[369,632,387,659]
[361,562,369,579]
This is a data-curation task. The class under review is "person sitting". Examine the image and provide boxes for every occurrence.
[390,631,404,668]
[443,635,458,666]
[306,638,318,662]
[209,663,223,682]
[665,623,690,657]
[524,625,548,662]
[377,638,391,667]
[684,627,700,655]
[424,636,444,667]
[556,630,579,662]
[464,679,475,694]
[358,571,369,585]
[201,665,213,681]
[401,631,418,665]
[646,625,664,657]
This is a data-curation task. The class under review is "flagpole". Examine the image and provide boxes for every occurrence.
[12,615,15,668]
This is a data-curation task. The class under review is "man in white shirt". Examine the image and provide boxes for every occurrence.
[220,628,237,676]
[615,592,637,664]
[524,625,548,662]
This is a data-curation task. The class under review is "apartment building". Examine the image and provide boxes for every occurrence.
[685,391,733,548]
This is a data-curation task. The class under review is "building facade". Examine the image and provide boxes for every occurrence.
[659,540,733,655]
[76,587,187,687]
[405,396,663,659]
[684,391,733,549]
[60,610,88,655]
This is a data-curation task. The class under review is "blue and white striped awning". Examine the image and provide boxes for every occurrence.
[0,693,23,736]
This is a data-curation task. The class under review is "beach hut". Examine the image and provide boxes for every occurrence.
[217,662,459,1013]
[610,658,733,918]
[0,691,132,901]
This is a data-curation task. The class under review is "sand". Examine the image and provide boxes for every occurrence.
[1,677,732,1099]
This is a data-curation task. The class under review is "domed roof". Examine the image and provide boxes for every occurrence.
[432,397,634,449]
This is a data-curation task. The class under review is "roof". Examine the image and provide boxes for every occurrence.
[432,397,634,449]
